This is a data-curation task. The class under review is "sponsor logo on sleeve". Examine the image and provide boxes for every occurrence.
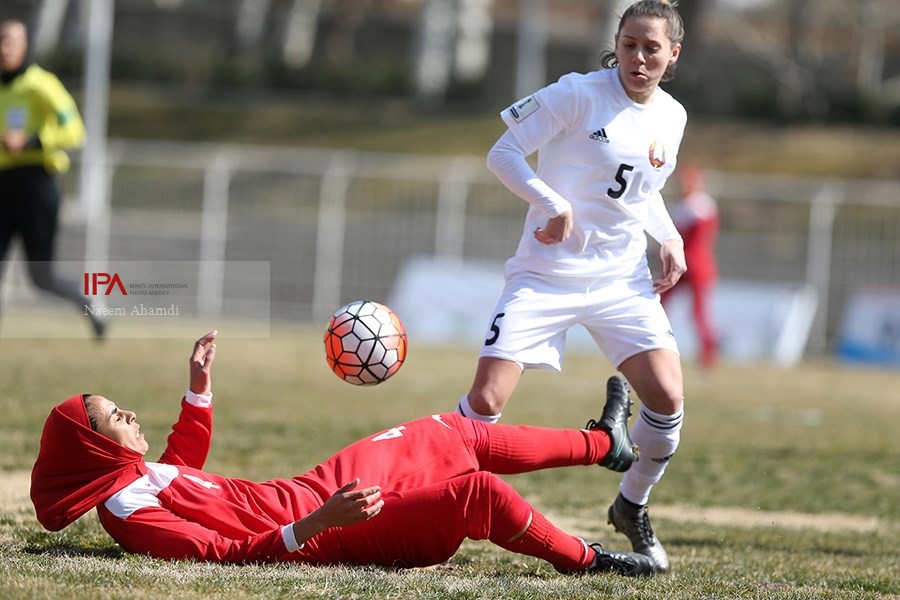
[508,95,540,123]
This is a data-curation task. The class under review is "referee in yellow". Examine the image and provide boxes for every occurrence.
[1,18,106,338]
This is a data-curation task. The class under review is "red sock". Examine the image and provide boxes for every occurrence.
[464,470,592,573]
[494,508,592,572]
[467,420,610,474]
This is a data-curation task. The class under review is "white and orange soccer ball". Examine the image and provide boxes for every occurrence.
[323,300,408,386]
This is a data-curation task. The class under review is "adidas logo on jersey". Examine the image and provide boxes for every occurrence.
[590,128,610,143]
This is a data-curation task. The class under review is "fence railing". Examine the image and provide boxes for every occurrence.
[5,139,899,358]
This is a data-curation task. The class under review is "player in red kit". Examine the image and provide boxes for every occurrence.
[30,331,657,577]
[660,163,719,369]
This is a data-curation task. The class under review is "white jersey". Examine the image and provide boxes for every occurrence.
[498,68,687,280]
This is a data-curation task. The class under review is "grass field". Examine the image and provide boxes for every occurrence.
[1,313,899,599]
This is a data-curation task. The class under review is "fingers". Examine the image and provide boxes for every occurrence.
[195,330,218,350]
[346,484,381,503]
[191,330,218,365]
[318,479,384,526]
[337,478,360,493]
[653,279,675,294]
[202,344,217,368]
[533,227,561,245]
[533,212,573,245]
[653,270,684,294]
[339,479,383,514]
[363,498,385,519]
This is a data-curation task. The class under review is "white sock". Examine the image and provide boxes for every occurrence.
[619,405,684,506]
[456,395,501,424]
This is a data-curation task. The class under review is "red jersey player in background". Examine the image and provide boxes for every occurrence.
[660,163,719,370]
[30,331,657,577]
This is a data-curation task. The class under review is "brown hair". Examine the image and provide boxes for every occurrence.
[600,0,685,82]
[82,394,100,431]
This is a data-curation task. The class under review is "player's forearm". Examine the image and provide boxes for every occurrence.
[487,130,571,218]
[646,191,681,245]
[289,508,332,548]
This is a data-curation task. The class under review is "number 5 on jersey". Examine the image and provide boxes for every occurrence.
[608,163,634,199]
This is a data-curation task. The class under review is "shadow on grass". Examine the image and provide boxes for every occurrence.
[22,541,125,559]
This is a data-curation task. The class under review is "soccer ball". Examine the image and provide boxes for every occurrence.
[323,300,408,386]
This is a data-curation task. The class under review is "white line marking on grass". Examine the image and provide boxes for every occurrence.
[650,504,882,533]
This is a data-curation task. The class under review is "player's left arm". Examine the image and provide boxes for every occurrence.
[654,238,687,294]
[32,71,86,151]
[646,190,686,294]
[189,330,217,396]
[289,478,384,549]
[158,331,218,468]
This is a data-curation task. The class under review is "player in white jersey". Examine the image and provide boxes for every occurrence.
[454,0,687,572]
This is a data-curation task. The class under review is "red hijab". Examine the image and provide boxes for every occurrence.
[30,395,148,531]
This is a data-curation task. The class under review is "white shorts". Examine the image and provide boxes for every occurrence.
[478,270,679,372]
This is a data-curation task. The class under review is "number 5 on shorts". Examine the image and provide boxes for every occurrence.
[485,312,505,346]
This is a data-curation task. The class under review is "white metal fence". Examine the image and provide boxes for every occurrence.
[7,139,900,357]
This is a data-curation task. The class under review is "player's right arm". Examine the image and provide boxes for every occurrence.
[486,130,573,244]
[97,503,290,563]
[98,479,383,562]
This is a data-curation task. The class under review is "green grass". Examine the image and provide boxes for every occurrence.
[1,313,899,599]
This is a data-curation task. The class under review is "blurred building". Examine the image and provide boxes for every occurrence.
[3,0,899,364]
[5,0,900,122]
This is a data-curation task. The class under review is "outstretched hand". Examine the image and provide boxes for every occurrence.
[189,330,217,395]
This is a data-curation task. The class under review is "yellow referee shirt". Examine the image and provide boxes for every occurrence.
[1,64,85,174]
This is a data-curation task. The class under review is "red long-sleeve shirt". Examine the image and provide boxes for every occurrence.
[32,393,491,565]
[97,392,325,563]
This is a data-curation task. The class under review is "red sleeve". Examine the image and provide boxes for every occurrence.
[97,503,290,563]
[157,398,212,469]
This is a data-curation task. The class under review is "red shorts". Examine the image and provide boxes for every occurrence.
[295,413,506,566]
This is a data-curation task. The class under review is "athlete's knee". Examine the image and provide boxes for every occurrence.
[467,359,521,415]
[628,374,684,415]
[460,472,528,541]
[642,387,684,415]
[466,388,507,416]
[621,356,683,414]
[465,471,511,496]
